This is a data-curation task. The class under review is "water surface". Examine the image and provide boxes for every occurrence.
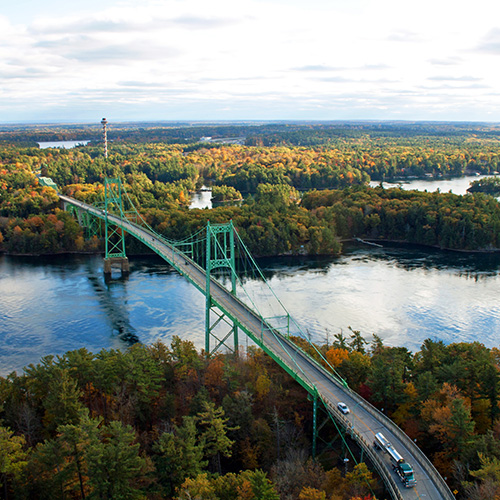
[1,244,498,376]
[369,175,494,195]
[38,140,90,149]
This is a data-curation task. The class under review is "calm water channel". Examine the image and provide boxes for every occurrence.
[1,244,499,376]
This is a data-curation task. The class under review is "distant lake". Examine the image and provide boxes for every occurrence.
[38,140,90,149]
[369,175,494,196]
[190,188,212,209]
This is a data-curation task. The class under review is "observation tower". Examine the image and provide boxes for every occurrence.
[101,118,108,158]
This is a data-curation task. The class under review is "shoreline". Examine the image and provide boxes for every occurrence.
[2,237,500,258]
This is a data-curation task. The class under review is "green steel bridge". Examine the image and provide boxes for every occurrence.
[60,179,454,500]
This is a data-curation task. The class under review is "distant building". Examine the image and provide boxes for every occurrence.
[200,137,212,142]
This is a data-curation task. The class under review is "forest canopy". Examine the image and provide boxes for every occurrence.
[1,334,499,500]
[1,121,500,256]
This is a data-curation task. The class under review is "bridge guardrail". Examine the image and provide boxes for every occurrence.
[321,398,403,500]
[354,395,454,500]
[301,348,454,500]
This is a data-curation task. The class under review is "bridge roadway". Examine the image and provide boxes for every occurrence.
[60,195,454,500]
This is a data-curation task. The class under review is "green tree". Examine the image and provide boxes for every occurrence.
[368,348,409,412]
[30,418,97,500]
[0,426,28,499]
[85,420,147,500]
[196,401,236,474]
[152,416,207,497]
[348,327,367,354]
[43,368,86,432]
[240,469,280,500]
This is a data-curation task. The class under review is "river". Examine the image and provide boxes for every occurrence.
[1,243,499,376]
[1,175,499,375]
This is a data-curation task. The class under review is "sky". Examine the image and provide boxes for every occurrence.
[2,0,500,124]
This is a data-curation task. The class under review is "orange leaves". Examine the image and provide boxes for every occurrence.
[204,356,225,391]
[325,348,349,368]
[27,216,44,229]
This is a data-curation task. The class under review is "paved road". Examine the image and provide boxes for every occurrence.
[60,195,455,500]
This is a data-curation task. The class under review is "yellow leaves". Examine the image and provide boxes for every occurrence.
[0,426,28,482]
[392,382,419,428]
[75,235,85,252]
[255,373,271,400]
[298,486,326,500]
[175,473,217,500]
[238,437,259,470]
[470,453,500,483]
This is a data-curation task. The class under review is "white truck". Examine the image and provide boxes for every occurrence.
[373,432,417,488]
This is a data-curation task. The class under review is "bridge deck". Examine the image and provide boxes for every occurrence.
[60,195,454,500]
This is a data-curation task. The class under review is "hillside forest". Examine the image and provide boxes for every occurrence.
[1,122,500,256]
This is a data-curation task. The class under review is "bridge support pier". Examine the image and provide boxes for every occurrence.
[103,178,129,278]
[104,257,130,276]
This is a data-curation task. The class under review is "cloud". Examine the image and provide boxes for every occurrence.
[293,64,390,73]
[2,0,500,122]
[293,65,341,72]
[30,13,241,36]
[362,64,391,71]
[172,15,242,29]
[428,75,482,82]
[318,76,358,83]
[65,43,181,63]
[386,30,423,43]
[429,57,462,66]
[476,28,500,54]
